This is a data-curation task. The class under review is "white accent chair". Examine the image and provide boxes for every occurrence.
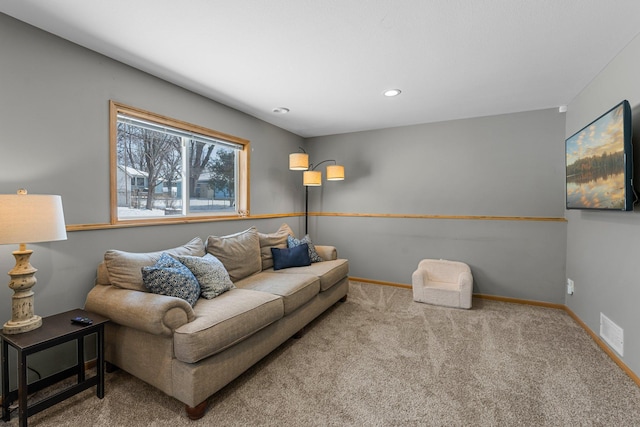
[412,259,473,309]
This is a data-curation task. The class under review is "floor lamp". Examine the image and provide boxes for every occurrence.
[289,148,345,235]
[0,189,67,334]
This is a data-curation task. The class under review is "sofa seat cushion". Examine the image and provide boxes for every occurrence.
[174,288,283,363]
[235,271,320,315]
[268,259,349,292]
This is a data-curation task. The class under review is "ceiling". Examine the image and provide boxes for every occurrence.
[2,1,640,138]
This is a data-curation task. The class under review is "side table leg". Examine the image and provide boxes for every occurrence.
[18,350,27,427]
[1,339,9,422]
[97,325,104,399]
[77,336,85,383]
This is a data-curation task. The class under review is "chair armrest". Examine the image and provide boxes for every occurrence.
[315,245,337,261]
[458,271,473,292]
[411,269,427,287]
[84,285,195,337]
[457,270,474,309]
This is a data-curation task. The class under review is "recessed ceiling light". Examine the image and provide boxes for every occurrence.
[383,89,401,97]
[272,107,290,114]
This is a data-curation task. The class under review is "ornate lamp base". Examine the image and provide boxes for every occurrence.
[3,315,42,334]
[3,247,43,335]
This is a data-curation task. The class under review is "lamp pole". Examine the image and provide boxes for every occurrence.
[304,159,337,235]
[305,185,309,235]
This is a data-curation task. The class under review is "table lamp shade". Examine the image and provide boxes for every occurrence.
[0,194,67,245]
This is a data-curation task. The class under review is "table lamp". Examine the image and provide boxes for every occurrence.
[0,189,67,334]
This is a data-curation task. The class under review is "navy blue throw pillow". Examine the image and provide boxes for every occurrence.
[271,243,311,270]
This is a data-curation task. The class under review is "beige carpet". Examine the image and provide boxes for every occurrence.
[10,282,640,426]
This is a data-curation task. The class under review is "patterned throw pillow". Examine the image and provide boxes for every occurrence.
[287,235,323,263]
[141,253,200,306]
[173,253,235,299]
[271,243,311,270]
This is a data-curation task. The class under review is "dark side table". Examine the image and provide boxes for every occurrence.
[1,309,109,427]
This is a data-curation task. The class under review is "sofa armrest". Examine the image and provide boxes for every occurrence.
[84,285,195,337]
[315,245,337,261]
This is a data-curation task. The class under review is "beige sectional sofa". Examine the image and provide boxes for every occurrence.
[84,224,349,419]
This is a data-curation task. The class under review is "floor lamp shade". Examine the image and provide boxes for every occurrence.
[289,153,309,170]
[0,191,67,334]
[303,170,322,186]
[326,165,345,181]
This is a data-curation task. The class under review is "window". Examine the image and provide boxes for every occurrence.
[110,101,249,224]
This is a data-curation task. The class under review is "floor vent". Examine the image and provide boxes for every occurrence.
[600,313,624,357]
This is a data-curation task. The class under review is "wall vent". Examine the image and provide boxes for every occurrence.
[600,313,624,356]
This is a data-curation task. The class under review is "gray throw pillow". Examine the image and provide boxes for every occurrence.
[174,253,235,299]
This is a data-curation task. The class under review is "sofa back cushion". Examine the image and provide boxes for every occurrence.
[96,262,111,285]
[206,227,261,283]
[104,237,205,292]
[257,223,294,270]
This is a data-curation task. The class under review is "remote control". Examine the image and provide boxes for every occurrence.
[71,316,93,325]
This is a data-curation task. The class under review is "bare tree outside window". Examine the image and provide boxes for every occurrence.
[117,122,181,211]
[188,141,215,196]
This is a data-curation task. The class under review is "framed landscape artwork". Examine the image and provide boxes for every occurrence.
[565,100,634,211]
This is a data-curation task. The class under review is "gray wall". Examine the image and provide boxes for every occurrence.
[565,33,640,378]
[0,14,305,383]
[5,9,633,387]
[0,12,306,312]
[306,109,568,303]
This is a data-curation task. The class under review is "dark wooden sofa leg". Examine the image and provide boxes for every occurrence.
[339,294,348,302]
[293,327,305,339]
[185,400,208,420]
